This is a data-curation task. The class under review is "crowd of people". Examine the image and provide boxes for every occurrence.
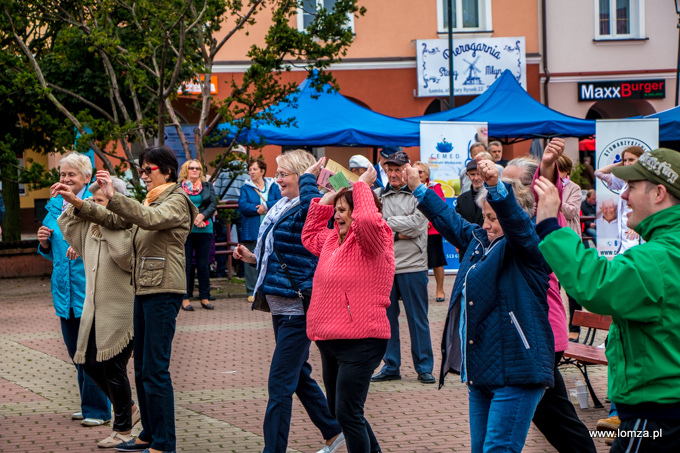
[37,140,680,453]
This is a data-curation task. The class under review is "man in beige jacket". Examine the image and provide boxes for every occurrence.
[371,151,435,384]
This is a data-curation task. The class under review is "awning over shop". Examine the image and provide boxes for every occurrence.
[216,75,420,147]
[406,70,596,142]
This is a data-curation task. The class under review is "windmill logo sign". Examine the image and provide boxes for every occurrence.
[415,37,526,97]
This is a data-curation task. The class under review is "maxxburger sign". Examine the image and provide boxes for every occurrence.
[578,80,665,101]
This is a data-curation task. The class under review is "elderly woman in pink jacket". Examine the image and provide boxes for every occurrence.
[302,164,395,453]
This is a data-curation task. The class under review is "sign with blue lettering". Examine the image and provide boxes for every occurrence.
[415,37,526,97]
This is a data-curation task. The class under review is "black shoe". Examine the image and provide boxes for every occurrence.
[114,438,151,452]
[200,301,215,310]
[418,372,436,384]
[181,304,194,311]
[371,371,401,382]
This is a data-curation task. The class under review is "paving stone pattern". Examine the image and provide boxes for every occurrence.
[1,276,612,452]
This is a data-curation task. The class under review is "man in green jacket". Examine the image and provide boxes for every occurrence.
[533,148,680,452]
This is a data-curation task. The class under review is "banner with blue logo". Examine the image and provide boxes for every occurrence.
[420,121,488,274]
[415,37,526,97]
[595,119,658,259]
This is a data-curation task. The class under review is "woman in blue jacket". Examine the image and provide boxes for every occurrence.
[37,152,111,426]
[234,151,343,453]
[237,157,281,300]
[405,160,553,453]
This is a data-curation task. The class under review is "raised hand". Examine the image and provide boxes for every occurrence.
[534,176,562,223]
[50,183,78,205]
[402,164,421,191]
[95,170,114,199]
[358,165,377,186]
[477,158,499,186]
[304,156,327,177]
[542,137,566,166]
[37,226,53,249]
[318,189,338,206]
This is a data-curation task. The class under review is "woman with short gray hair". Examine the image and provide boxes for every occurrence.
[37,152,112,427]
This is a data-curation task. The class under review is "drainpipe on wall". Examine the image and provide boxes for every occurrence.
[541,0,550,107]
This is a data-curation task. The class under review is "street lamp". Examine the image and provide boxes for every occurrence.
[675,0,680,106]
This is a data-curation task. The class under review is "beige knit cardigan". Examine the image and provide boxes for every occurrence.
[58,205,134,364]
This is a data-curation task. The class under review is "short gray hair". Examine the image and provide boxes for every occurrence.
[90,176,127,196]
[505,156,539,187]
[475,179,535,218]
[59,152,92,180]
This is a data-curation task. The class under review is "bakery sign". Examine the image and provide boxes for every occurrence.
[578,80,665,101]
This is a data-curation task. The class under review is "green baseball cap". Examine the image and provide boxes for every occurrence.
[612,148,680,199]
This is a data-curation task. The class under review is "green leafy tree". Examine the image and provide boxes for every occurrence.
[2,0,365,186]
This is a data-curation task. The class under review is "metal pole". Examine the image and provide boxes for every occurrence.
[448,0,455,109]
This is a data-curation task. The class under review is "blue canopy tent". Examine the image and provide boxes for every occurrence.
[406,70,595,143]
[216,76,420,147]
[644,106,680,141]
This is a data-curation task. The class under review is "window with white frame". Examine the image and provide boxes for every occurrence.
[595,0,644,39]
[437,0,492,33]
[297,0,355,32]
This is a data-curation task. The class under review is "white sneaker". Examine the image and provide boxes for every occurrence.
[71,412,84,420]
[597,342,606,349]
[316,433,346,453]
[82,418,110,427]
[98,431,134,448]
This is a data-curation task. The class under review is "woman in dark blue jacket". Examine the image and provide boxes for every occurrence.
[406,160,553,453]
[238,158,281,299]
[234,150,343,453]
[179,160,217,311]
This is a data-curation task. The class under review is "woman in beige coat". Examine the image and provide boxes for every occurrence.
[58,177,139,448]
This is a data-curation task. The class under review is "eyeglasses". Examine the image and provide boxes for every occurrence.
[138,166,159,175]
[188,166,202,171]
[274,172,293,179]
[417,170,425,174]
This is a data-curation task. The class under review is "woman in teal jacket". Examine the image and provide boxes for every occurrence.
[37,152,110,425]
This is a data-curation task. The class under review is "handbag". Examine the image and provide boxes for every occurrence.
[252,288,270,313]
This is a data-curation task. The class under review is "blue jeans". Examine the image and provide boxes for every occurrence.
[263,315,342,453]
[469,384,545,453]
[60,313,111,420]
[185,232,213,299]
[381,271,433,375]
[134,293,182,452]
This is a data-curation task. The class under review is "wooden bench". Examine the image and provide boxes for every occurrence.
[559,310,612,408]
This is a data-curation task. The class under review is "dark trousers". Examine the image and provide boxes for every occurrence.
[317,338,387,453]
[82,321,134,432]
[611,417,680,452]
[242,240,257,296]
[263,315,342,453]
[382,271,434,375]
[213,217,228,277]
[59,312,111,420]
[185,232,212,299]
[134,293,182,452]
[568,294,582,334]
[533,352,596,453]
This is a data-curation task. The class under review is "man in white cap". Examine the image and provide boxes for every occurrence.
[349,155,372,176]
